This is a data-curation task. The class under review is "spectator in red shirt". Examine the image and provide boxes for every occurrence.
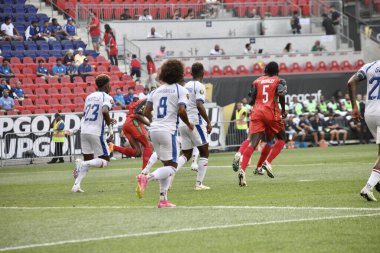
[146,55,157,89]
[103,24,113,59]
[108,32,118,66]
[130,54,141,80]
[88,10,101,53]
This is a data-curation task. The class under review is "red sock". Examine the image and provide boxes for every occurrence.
[238,139,250,154]
[240,145,254,172]
[267,140,285,164]
[142,145,153,169]
[257,144,271,168]
[113,145,137,157]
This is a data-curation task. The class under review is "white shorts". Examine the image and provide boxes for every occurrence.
[149,131,179,162]
[365,114,380,144]
[81,133,110,157]
[179,125,209,150]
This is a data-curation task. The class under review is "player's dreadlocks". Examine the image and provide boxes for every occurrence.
[159,59,184,85]
[264,61,279,76]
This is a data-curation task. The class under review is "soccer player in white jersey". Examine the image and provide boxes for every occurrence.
[348,60,380,201]
[72,74,116,193]
[174,63,212,190]
[136,59,193,208]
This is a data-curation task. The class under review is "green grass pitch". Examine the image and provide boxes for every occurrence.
[1,145,380,252]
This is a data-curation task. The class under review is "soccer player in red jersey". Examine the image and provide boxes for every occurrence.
[237,62,287,186]
[109,95,153,169]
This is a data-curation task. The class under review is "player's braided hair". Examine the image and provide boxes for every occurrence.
[159,59,184,85]
[191,62,204,79]
[95,74,110,88]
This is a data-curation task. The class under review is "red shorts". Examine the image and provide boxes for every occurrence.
[249,109,284,137]
[122,118,149,147]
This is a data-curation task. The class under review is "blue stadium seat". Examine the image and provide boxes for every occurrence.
[15,15,26,23]
[24,41,37,51]
[2,0,13,4]
[14,5,25,14]
[49,41,62,51]
[16,0,27,4]
[49,50,63,58]
[26,14,37,22]
[2,51,12,59]
[36,41,49,51]
[0,42,12,52]
[11,41,25,51]
[15,24,25,32]
[36,14,49,22]
[73,40,87,50]
[24,50,37,59]
[37,50,49,59]
[26,5,38,14]
[2,6,12,13]
[11,51,24,59]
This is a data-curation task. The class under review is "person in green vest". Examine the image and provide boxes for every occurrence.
[292,97,304,116]
[318,95,328,115]
[343,93,353,112]
[327,96,340,114]
[235,102,248,145]
[48,113,65,164]
[306,95,317,113]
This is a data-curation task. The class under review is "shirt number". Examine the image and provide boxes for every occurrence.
[368,77,380,100]
[84,104,99,121]
[157,97,167,118]
[262,84,269,103]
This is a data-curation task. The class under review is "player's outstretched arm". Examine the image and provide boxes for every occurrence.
[178,105,194,131]
[143,102,153,122]
[347,74,363,120]
[196,101,212,134]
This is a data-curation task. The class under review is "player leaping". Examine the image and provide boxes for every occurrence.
[237,62,287,186]
[136,59,193,208]
[72,74,116,192]
[348,60,380,201]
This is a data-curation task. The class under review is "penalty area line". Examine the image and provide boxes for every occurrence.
[0,212,380,252]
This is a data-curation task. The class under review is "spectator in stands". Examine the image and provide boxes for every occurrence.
[78,58,92,81]
[0,90,15,113]
[155,45,166,60]
[146,55,157,89]
[1,16,23,41]
[139,9,153,21]
[63,18,81,41]
[305,95,317,114]
[51,18,69,41]
[330,5,341,34]
[40,20,56,41]
[0,59,14,81]
[210,44,225,55]
[63,49,75,65]
[359,94,371,144]
[283,43,293,53]
[108,32,118,66]
[139,87,150,99]
[348,116,363,144]
[114,88,126,109]
[124,87,135,105]
[66,60,78,82]
[172,9,183,20]
[120,9,132,20]
[74,48,86,66]
[318,95,329,115]
[147,27,163,39]
[248,8,259,18]
[290,96,304,116]
[311,40,326,52]
[184,9,195,19]
[25,20,44,41]
[326,114,347,145]
[298,115,318,145]
[130,55,141,80]
[235,102,248,145]
[322,13,335,35]
[241,97,252,113]
[0,79,12,97]
[290,11,301,34]
[244,43,254,54]
[48,113,65,164]
[342,93,353,113]
[88,10,101,53]
[327,96,340,113]
[310,113,326,145]
[103,24,114,60]
[52,59,67,78]
[285,115,298,142]
[12,81,27,101]
[36,60,50,80]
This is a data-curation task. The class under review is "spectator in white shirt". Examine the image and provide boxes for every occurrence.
[209,44,225,55]
[244,43,255,54]
[1,16,23,41]
[139,9,153,21]
[147,27,163,39]
[138,87,150,99]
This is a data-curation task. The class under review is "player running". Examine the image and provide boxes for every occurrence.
[72,74,116,192]
[173,63,212,190]
[136,59,193,208]
[238,61,287,186]
[348,60,380,201]
[109,94,153,170]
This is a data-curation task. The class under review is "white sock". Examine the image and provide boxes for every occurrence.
[83,158,108,168]
[176,155,187,172]
[367,170,380,189]
[74,165,89,187]
[196,157,208,186]
[141,152,158,174]
[149,166,176,181]
[192,147,199,164]
[159,177,170,201]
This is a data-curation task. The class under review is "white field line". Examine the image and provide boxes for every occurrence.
[0,212,379,252]
[0,163,374,175]
[1,205,380,211]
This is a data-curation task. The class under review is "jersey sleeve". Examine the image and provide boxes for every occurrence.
[195,83,206,103]
[277,79,287,95]
[103,94,114,110]
[357,63,372,80]
[178,86,189,106]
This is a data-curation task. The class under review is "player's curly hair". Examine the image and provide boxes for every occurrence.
[159,59,184,85]
[264,61,279,76]
[95,74,110,88]
[191,62,204,79]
